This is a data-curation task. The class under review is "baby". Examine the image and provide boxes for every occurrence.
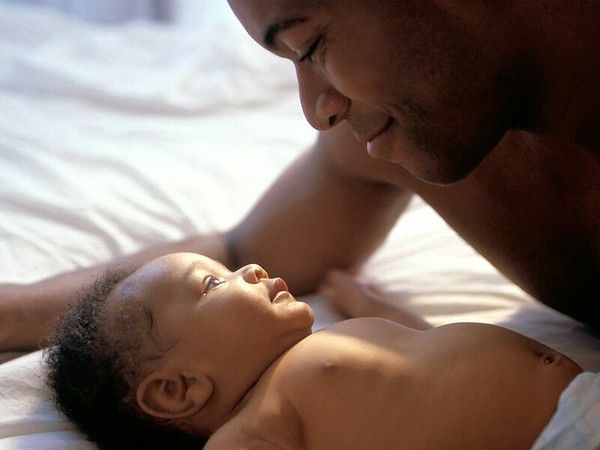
[45,252,599,450]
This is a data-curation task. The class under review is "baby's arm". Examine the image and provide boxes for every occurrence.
[319,270,432,330]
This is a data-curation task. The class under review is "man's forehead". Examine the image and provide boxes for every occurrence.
[229,0,318,44]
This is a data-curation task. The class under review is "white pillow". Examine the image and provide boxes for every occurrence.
[0,351,96,449]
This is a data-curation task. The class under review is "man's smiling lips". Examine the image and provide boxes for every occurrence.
[365,117,395,158]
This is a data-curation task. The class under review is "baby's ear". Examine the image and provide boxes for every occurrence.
[136,369,213,419]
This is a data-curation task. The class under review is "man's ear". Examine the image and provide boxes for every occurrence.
[136,369,213,419]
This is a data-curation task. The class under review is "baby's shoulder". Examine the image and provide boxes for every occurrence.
[283,317,405,359]
[205,320,402,449]
[275,318,398,382]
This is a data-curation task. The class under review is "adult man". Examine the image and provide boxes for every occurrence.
[1,1,599,351]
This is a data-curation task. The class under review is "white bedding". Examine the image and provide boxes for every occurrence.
[1,3,599,449]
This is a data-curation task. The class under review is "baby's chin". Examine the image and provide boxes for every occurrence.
[277,290,315,324]
[286,303,316,341]
[297,300,316,332]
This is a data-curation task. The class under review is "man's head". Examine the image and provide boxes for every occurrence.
[46,253,314,445]
[229,0,535,183]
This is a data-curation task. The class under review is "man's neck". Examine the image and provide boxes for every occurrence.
[526,3,600,152]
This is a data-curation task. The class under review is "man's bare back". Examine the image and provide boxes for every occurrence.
[207,319,581,450]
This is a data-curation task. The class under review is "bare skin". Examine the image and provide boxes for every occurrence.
[106,253,583,450]
[227,0,600,325]
[318,268,431,331]
[1,1,599,351]
[207,320,581,450]
[0,234,228,350]
[231,122,600,326]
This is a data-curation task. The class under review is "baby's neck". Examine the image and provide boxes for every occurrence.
[229,376,261,418]
[224,344,299,424]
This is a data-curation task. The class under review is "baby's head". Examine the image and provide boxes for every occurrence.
[45,252,314,449]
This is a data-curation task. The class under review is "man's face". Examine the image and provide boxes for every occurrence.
[229,0,525,184]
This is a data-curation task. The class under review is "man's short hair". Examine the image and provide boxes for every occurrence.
[45,267,205,449]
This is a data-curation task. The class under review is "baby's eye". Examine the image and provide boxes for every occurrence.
[205,276,224,293]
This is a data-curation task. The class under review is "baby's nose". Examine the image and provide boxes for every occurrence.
[240,264,269,283]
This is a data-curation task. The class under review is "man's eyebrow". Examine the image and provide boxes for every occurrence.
[264,17,309,49]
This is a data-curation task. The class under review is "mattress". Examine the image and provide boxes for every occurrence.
[1,2,599,448]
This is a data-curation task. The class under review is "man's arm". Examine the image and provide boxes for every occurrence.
[319,269,432,330]
[1,123,411,351]
[0,233,228,351]
[229,122,412,294]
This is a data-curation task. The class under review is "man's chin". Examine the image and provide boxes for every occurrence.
[412,163,476,186]
[407,132,502,185]
[402,148,488,186]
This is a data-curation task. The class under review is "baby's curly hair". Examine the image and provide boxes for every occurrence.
[44,268,205,449]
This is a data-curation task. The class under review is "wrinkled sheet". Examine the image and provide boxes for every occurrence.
[1,3,599,448]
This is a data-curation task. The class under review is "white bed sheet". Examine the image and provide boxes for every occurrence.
[1,3,599,449]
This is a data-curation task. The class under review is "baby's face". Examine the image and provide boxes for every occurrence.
[106,252,314,430]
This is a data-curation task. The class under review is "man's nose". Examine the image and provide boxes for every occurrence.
[296,65,350,131]
[239,264,269,283]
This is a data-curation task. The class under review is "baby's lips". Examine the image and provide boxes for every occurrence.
[272,277,289,295]
[271,277,294,304]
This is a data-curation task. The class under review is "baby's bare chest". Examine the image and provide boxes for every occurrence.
[225,321,548,450]
[218,320,420,449]
[270,320,437,449]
